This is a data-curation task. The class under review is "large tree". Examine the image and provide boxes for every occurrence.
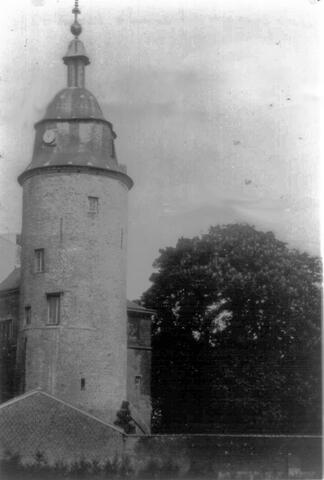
[142,224,321,434]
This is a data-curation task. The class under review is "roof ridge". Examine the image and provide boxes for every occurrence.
[0,388,41,408]
[38,390,126,435]
[0,267,21,292]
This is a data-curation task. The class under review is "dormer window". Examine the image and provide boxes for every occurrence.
[88,196,99,214]
[34,249,45,273]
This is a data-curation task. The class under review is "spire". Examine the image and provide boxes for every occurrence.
[71,0,82,38]
[63,1,90,88]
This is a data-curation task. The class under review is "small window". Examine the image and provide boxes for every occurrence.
[47,293,61,325]
[111,140,116,158]
[25,306,31,326]
[88,196,99,213]
[34,249,45,273]
[0,319,13,340]
[81,378,86,390]
[21,337,27,393]
[135,375,142,386]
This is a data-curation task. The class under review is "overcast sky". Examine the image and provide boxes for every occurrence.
[0,0,322,298]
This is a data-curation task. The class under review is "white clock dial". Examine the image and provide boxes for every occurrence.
[43,129,56,145]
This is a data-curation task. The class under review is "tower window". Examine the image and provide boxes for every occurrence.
[34,249,45,273]
[81,378,86,390]
[88,196,99,214]
[120,228,124,249]
[25,306,31,326]
[47,293,61,325]
[59,218,63,242]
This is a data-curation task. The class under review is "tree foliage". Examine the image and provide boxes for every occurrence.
[142,224,322,433]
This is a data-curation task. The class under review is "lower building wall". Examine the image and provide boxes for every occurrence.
[0,424,323,480]
[124,435,322,479]
[127,347,151,431]
[0,400,322,480]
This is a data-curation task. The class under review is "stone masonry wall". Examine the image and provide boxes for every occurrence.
[18,170,128,424]
[124,434,322,479]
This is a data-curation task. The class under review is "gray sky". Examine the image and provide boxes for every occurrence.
[0,0,321,299]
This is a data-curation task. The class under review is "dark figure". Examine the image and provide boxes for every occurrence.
[114,401,136,434]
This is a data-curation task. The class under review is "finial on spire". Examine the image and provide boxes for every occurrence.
[71,0,82,38]
[64,0,90,87]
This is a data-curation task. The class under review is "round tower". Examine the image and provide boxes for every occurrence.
[16,3,133,424]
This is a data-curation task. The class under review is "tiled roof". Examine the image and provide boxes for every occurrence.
[0,267,20,292]
[0,389,124,464]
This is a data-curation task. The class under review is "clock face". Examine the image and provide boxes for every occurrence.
[43,129,56,145]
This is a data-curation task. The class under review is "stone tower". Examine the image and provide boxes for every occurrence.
[16,3,133,424]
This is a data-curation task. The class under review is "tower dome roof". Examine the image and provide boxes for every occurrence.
[18,1,133,191]
[44,87,104,121]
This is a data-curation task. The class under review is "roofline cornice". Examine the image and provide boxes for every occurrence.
[127,345,152,351]
[128,308,155,316]
[18,165,133,190]
[63,54,90,65]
